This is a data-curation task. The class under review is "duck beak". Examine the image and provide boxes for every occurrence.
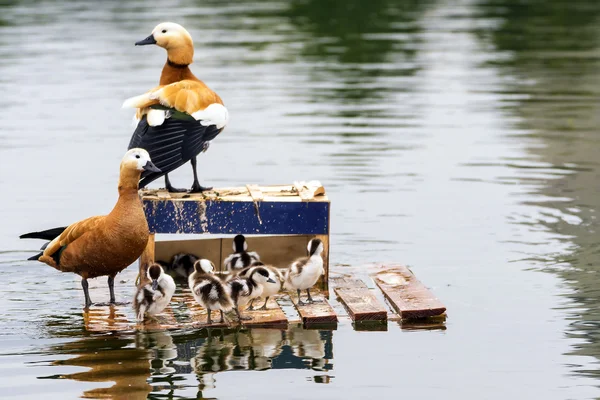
[267,277,276,284]
[135,35,157,46]
[143,160,161,173]
[151,279,159,291]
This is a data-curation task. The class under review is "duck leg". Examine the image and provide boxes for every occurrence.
[219,310,225,323]
[82,278,92,308]
[296,289,306,306]
[234,304,252,321]
[207,309,212,325]
[246,299,255,311]
[164,174,187,193]
[108,275,116,304]
[259,297,269,310]
[306,289,322,304]
[189,156,212,193]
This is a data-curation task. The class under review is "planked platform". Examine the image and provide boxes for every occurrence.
[332,277,387,322]
[372,265,446,319]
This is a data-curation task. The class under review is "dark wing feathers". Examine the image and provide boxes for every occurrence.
[128,115,222,187]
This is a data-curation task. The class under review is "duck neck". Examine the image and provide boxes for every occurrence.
[160,46,197,85]
[117,168,142,198]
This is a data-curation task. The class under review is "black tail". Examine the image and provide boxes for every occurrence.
[28,252,43,261]
[19,227,67,241]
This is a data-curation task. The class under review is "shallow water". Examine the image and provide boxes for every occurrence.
[2,0,600,398]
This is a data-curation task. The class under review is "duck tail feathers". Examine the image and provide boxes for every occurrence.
[27,252,43,261]
[20,226,67,241]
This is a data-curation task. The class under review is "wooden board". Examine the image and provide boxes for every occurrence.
[240,297,288,328]
[290,292,338,325]
[332,277,387,322]
[372,265,446,319]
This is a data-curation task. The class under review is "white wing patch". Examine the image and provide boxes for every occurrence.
[191,103,229,129]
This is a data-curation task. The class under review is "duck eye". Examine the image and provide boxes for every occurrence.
[135,155,140,159]
[162,29,167,33]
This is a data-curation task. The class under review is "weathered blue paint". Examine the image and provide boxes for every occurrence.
[142,199,330,235]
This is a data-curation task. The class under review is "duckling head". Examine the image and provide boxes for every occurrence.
[147,263,164,290]
[135,22,194,65]
[232,234,247,252]
[251,267,276,284]
[307,239,324,257]
[194,259,216,275]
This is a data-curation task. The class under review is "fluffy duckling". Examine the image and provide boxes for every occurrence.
[228,267,275,321]
[223,234,260,272]
[134,263,176,321]
[237,261,284,310]
[169,252,198,279]
[20,149,161,308]
[188,259,233,324]
[123,22,228,193]
[284,239,324,305]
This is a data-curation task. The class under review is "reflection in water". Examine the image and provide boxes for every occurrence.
[474,0,600,380]
[38,326,333,399]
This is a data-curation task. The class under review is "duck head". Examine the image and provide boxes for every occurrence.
[251,267,276,284]
[232,234,247,253]
[194,259,216,275]
[119,148,160,191]
[147,263,165,290]
[135,22,194,65]
[307,239,324,257]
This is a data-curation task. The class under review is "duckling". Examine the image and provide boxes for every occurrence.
[20,149,161,308]
[188,259,233,324]
[169,252,198,279]
[223,234,260,272]
[284,239,324,305]
[123,22,228,193]
[134,263,176,322]
[227,267,275,321]
[237,261,284,311]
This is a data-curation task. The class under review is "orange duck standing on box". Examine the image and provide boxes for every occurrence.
[123,22,229,193]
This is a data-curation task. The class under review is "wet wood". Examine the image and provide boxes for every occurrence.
[332,277,387,322]
[290,292,338,325]
[239,297,288,328]
[372,265,446,319]
[180,291,230,328]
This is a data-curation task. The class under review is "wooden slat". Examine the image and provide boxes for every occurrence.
[181,291,230,328]
[246,184,264,201]
[332,277,387,322]
[240,297,288,328]
[372,265,446,319]
[290,293,338,325]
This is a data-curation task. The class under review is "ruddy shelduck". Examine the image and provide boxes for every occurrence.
[123,22,228,193]
[20,148,161,308]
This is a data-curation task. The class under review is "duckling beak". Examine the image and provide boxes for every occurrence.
[266,277,276,284]
[143,160,161,173]
[135,35,157,46]
[151,279,159,291]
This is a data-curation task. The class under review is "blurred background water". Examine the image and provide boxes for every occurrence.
[1,0,600,398]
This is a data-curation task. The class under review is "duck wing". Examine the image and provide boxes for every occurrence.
[128,114,221,187]
[43,216,105,256]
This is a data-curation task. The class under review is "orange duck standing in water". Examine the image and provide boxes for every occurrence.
[123,22,229,193]
[20,149,160,308]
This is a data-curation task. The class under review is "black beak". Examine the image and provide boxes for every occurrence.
[267,277,276,284]
[143,160,161,173]
[135,35,157,46]
[151,279,159,291]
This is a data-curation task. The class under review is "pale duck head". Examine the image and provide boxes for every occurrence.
[250,267,276,284]
[121,148,160,173]
[135,22,194,64]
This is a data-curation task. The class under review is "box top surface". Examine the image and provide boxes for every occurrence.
[140,182,329,203]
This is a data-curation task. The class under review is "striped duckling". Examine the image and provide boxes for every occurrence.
[237,261,284,310]
[134,263,176,322]
[284,239,324,305]
[223,234,260,272]
[169,252,198,279]
[227,266,275,321]
[188,259,233,324]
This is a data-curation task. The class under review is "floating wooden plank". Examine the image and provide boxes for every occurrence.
[240,297,288,328]
[332,277,387,322]
[290,292,338,325]
[181,291,230,328]
[372,265,446,319]
[83,304,180,332]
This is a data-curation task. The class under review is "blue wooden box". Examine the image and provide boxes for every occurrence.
[138,183,331,290]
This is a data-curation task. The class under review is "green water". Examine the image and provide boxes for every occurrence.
[1,0,600,398]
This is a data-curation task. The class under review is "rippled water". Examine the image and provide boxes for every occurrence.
[2,0,600,398]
